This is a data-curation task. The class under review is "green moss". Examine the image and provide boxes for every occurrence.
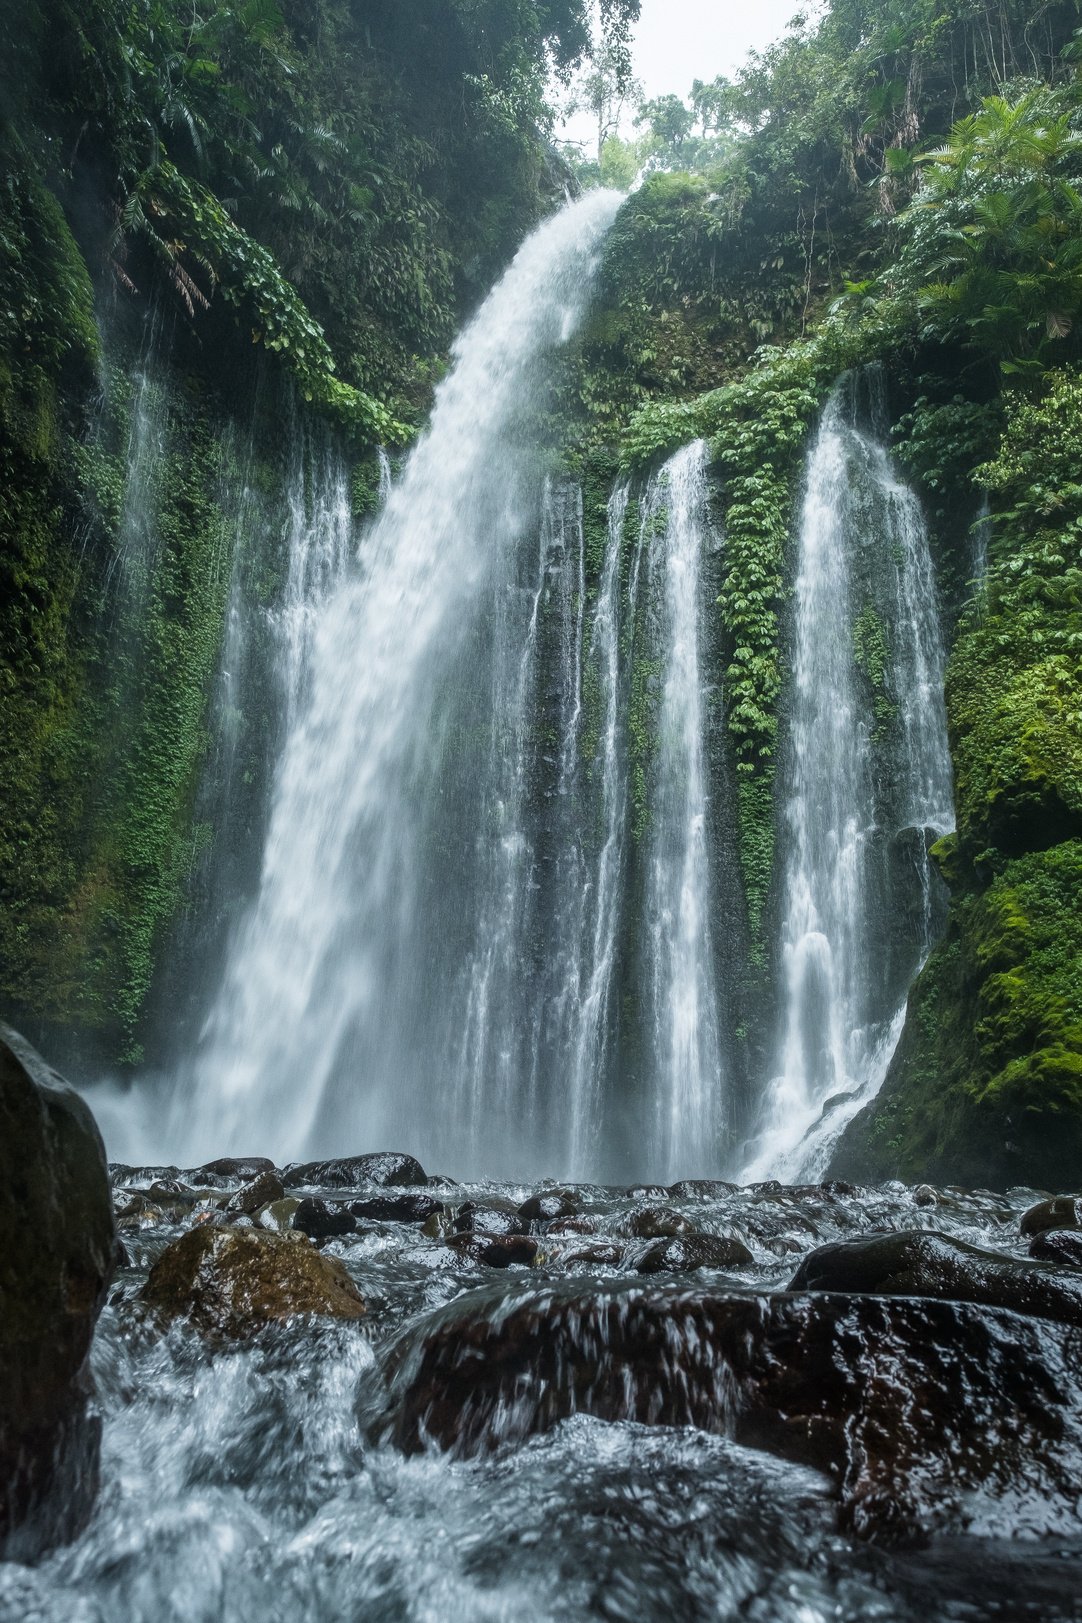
[852,602,898,738]
[628,653,661,843]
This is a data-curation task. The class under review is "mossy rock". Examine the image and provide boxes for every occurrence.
[831,845,1082,1188]
[141,1224,366,1338]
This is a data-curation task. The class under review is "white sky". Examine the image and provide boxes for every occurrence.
[558,0,819,148]
[631,0,810,102]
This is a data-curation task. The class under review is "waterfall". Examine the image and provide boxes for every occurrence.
[169,190,622,1170]
[742,378,953,1181]
[638,444,726,1179]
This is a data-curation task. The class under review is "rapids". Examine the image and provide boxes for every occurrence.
[2,1164,1079,1622]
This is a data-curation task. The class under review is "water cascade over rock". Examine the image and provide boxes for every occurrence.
[141,220,954,1186]
[742,375,954,1181]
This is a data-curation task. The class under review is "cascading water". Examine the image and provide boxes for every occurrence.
[170,190,623,1171]
[638,443,726,1179]
[742,377,953,1181]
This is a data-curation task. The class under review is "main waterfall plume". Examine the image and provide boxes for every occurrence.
[170,190,622,1171]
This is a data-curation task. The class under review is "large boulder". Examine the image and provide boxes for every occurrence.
[381,1280,1082,1543]
[141,1225,366,1337]
[0,1026,116,1559]
[787,1229,1082,1329]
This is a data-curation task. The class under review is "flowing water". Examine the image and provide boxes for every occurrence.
[638,444,726,1179]
[4,1162,1080,1623]
[742,378,953,1182]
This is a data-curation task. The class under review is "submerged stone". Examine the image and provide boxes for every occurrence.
[667,1179,740,1198]
[1019,1196,1081,1237]
[627,1207,694,1240]
[788,1228,1082,1329]
[517,1192,579,1223]
[284,1152,427,1189]
[382,1280,1082,1543]
[0,1026,116,1559]
[636,1234,753,1273]
[141,1225,366,1336]
[453,1203,528,1237]
[1029,1229,1082,1267]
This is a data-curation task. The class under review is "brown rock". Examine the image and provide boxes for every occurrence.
[141,1225,365,1337]
[223,1169,285,1215]
[628,1206,693,1240]
[1020,1196,1081,1238]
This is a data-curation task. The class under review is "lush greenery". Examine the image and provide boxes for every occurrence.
[554,0,1082,1180]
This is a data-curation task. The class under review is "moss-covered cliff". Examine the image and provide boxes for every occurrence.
[0,0,632,1060]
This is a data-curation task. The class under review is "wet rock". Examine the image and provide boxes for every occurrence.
[292,1196,356,1239]
[259,1198,301,1233]
[145,1177,192,1201]
[1020,1196,1081,1237]
[194,1156,277,1184]
[421,1208,453,1239]
[452,1202,527,1237]
[667,1179,740,1199]
[444,1233,538,1268]
[548,1242,625,1269]
[223,1169,285,1216]
[383,1280,1082,1543]
[545,1216,598,1237]
[0,1026,116,1559]
[283,1151,427,1189]
[141,1225,365,1336]
[636,1234,754,1273]
[517,1192,579,1223]
[912,1185,939,1207]
[628,1207,694,1240]
[626,1184,668,1199]
[788,1229,1082,1329]
[348,1193,442,1224]
[1029,1229,1082,1267]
